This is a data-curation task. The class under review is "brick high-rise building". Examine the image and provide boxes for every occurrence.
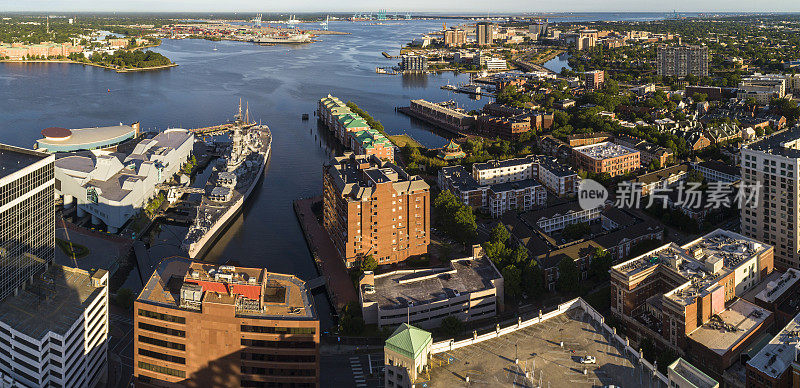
[583,70,605,89]
[133,258,320,387]
[657,45,709,77]
[323,153,430,267]
[741,127,800,270]
[572,142,640,177]
[476,22,494,46]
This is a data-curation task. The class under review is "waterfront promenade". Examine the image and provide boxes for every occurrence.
[294,196,357,312]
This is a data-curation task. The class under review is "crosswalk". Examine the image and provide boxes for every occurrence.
[350,356,367,387]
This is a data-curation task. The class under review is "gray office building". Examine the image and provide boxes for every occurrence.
[0,144,55,302]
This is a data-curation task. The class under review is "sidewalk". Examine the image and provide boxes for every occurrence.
[294,196,358,312]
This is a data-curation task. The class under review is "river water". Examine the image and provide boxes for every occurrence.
[0,15,670,327]
[0,19,491,328]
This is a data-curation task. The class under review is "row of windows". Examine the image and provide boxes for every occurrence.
[138,361,186,378]
[138,322,186,338]
[240,366,316,377]
[241,339,316,349]
[241,353,316,363]
[138,335,185,351]
[138,309,186,324]
[139,348,186,365]
[241,325,315,335]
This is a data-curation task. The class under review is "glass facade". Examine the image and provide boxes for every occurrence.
[0,158,54,302]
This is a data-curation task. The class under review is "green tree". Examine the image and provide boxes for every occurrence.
[502,264,523,299]
[556,257,580,293]
[512,245,528,264]
[360,255,377,272]
[523,261,546,298]
[490,223,511,244]
[588,248,612,281]
[440,316,464,337]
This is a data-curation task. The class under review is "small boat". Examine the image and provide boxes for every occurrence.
[301,113,309,120]
[212,45,218,51]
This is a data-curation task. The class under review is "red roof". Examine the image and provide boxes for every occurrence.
[41,127,72,139]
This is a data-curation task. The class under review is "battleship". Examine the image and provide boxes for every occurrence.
[182,101,272,259]
[251,32,312,44]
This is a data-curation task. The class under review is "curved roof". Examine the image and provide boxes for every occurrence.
[37,125,136,152]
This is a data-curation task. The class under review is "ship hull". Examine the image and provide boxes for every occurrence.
[186,127,271,259]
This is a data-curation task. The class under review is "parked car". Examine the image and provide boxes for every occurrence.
[579,355,596,364]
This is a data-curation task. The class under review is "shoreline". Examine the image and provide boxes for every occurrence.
[0,59,178,73]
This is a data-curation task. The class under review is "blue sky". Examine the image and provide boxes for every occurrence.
[1,0,799,13]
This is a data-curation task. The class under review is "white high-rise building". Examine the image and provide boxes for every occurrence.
[741,127,800,270]
[0,143,110,387]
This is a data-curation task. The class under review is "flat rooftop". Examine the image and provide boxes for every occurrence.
[0,264,105,340]
[755,269,800,305]
[367,256,501,309]
[37,125,136,150]
[747,312,800,379]
[687,299,770,356]
[0,143,50,181]
[669,358,718,388]
[573,141,639,160]
[327,153,428,201]
[743,127,800,159]
[614,229,770,307]
[427,306,649,387]
[138,257,316,320]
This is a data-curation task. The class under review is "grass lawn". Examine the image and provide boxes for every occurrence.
[55,238,91,260]
[388,134,424,149]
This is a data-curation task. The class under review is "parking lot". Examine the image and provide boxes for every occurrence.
[426,307,663,387]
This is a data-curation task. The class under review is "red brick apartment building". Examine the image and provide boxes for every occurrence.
[133,258,320,388]
[323,153,430,267]
[583,70,605,89]
[572,141,640,177]
[610,229,774,381]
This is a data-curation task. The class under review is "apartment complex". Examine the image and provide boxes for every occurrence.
[438,155,579,216]
[476,22,494,46]
[583,70,605,89]
[323,153,430,267]
[317,95,394,161]
[741,128,800,270]
[134,258,320,387]
[610,229,774,377]
[0,41,83,60]
[0,143,109,387]
[573,142,641,177]
[657,45,709,77]
[738,73,787,104]
[54,129,194,233]
[472,155,580,196]
[443,29,466,47]
[628,163,689,196]
[359,247,503,330]
[438,165,546,217]
[400,55,428,72]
